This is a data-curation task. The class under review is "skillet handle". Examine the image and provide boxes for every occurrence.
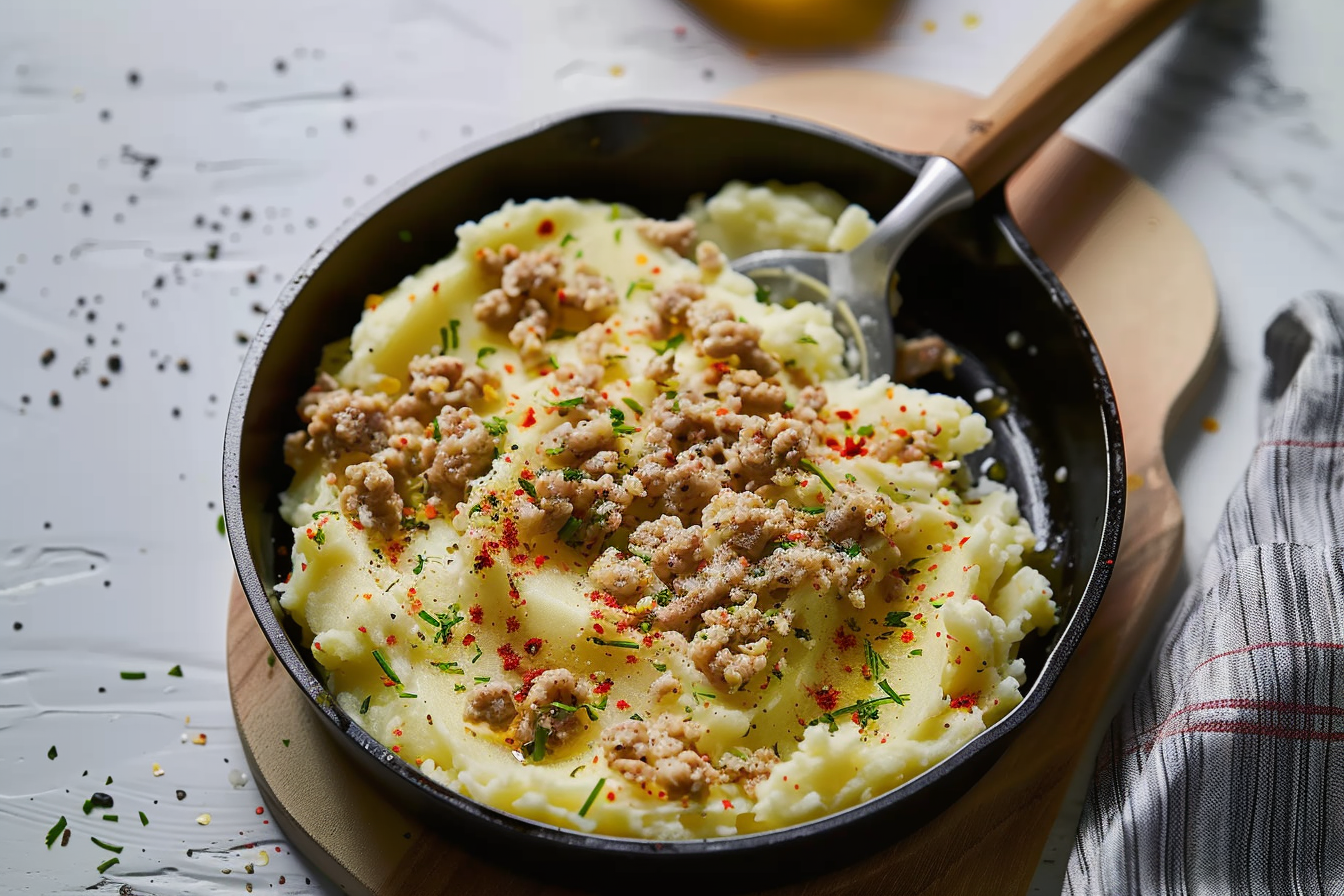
[937,0,1198,197]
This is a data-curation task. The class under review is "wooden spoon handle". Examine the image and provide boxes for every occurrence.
[938,0,1197,197]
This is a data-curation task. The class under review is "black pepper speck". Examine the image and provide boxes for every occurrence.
[127,70,140,86]
[107,354,122,372]
[176,358,190,372]
[12,622,20,631]
[49,391,61,407]
[171,407,180,418]
[40,348,55,366]
[175,790,186,800]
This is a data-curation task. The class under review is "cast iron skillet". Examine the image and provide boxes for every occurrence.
[224,101,1124,891]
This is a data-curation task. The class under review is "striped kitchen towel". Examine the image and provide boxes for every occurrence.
[1066,293,1344,895]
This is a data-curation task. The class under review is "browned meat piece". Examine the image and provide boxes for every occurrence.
[633,443,733,518]
[894,335,959,382]
[716,748,777,797]
[563,267,619,315]
[588,548,660,603]
[725,415,811,486]
[634,218,697,257]
[508,298,552,360]
[700,492,794,560]
[517,669,590,749]
[389,354,498,420]
[717,368,787,417]
[463,681,517,731]
[601,714,717,799]
[339,461,403,535]
[475,243,520,278]
[627,515,710,582]
[511,470,644,542]
[541,414,616,462]
[871,427,939,463]
[695,240,726,275]
[653,544,750,632]
[422,407,496,504]
[297,388,390,459]
[819,481,891,543]
[687,300,780,375]
[473,247,563,329]
[649,281,704,336]
[686,600,791,691]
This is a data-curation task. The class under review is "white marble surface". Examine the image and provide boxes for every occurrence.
[2,1,1340,893]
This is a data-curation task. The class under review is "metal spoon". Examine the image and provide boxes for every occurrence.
[732,0,1197,382]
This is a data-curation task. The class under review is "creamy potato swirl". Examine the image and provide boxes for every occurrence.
[276,184,1056,838]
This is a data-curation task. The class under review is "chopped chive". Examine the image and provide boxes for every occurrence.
[652,662,667,672]
[167,665,183,677]
[360,695,371,714]
[621,397,644,415]
[530,725,550,762]
[139,811,148,826]
[102,814,118,822]
[797,335,819,345]
[857,424,875,436]
[418,609,439,627]
[449,319,461,350]
[560,232,576,247]
[371,649,401,686]
[519,477,538,499]
[579,777,606,816]
[90,837,123,854]
[884,611,911,628]
[96,857,120,874]
[484,416,509,436]
[477,346,497,363]
[799,459,835,492]
[754,284,771,304]
[545,445,566,456]
[549,396,585,408]
[432,662,463,674]
[216,514,226,535]
[796,506,825,515]
[119,671,145,680]
[82,799,94,815]
[692,689,718,701]
[608,204,620,221]
[474,676,491,683]
[431,417,441,440]
[558,516,583,544]
[267,653,276,667]
[471,644,483,663]
[47,745,57,760]
[397,693,417,699]
[439,326,450,355]
[589,637,639,649]
[653,333,685,355]
[614,227,622,244]
[624,278,653,298]
[44,816,67,849]
[909,649,923,656]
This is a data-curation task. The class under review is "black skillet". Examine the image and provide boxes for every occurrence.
[224,100,1124,891]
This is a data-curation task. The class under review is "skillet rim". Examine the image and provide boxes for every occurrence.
[222,98,1125,860]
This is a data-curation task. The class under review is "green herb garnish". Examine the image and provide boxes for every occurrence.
[519,477,538,499]
[579,777,606,816]
[530,725,550,761]
[102,814,118,822]
[216,514,226,535]
[560,232,576,247]
[884,611,912,628]
[625,278,653,298]
[371,649,401,686]
[810,680,909,732]
[562,468,585,481]
[432,662,464,674]
[608,407,638,435]
[614,227,622,244]
[797,334,818,345]
[793,628,812,641]
[653,333,685,355]
[545,445,567,456]
[439,326,450,355]
[622,397,644,415]
[311,527,326,546]
[857,424,875,436]
[139,811,148,826]
[167,665,182,677]
[360,695,371,714]
[96,857,120,874]
[484,416,509,436]
[47,745,57,760]
[558,516,583,543]
[91,837,123,854]
[119,671,145,680]
[448,319,460,350]
[549,396,586,409]
[477,346,497,363]
[909,649,923,656]
[864,639,889,679]
[653,590,675,607]
[796,506,825,515]
[590,637,640,649]
[754,284,771,304]
[44,816,66,849]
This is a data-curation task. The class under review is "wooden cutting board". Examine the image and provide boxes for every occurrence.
[226,71,1218,895]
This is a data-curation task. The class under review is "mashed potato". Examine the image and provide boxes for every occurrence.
[276,184,1056,839]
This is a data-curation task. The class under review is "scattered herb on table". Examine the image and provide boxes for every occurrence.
[44,816,66,849]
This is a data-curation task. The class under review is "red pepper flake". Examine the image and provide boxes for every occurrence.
[607,791,616,802]
[833,628,858,650]
[474,549,494,571]
[462,634,476,647]
[515,666,549,700]
[352,520,364,530]
[625,655,638,665]
[840,435,867,458]
[592,678,614,695]
[593,623,605,634]
[722,799,734,810]
[313,641,322,651]
[511,554,528,566]
[616,700,630,710]
[521,407,536,428]
[715,408,729,416]
[358,626,367,633]
[959,536,970,547]
[501,518,520,552]
[432,282,440,293]
[900,630,915,643]
[651,266,661,274]
[524,637,543,656]
[534,555,548,569]
[469,605,484,624]
[301,563,307,572]
[408,587,417,596]
[949,692,979,710]
[385,635,396,646]
[895,428,909,438]
[836,410,854,421]
[825,436,840,450]
[497,644,521,671]
[392,745,401,753]
[393,728,403,736]
[942,543,952,552]
[642,635,654,647]
[506,616,521,633]
[931,459,945,470]
[806,683,841,712]
[537,219,555,236]
[424,504,438,520]
[255,806,264,815]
